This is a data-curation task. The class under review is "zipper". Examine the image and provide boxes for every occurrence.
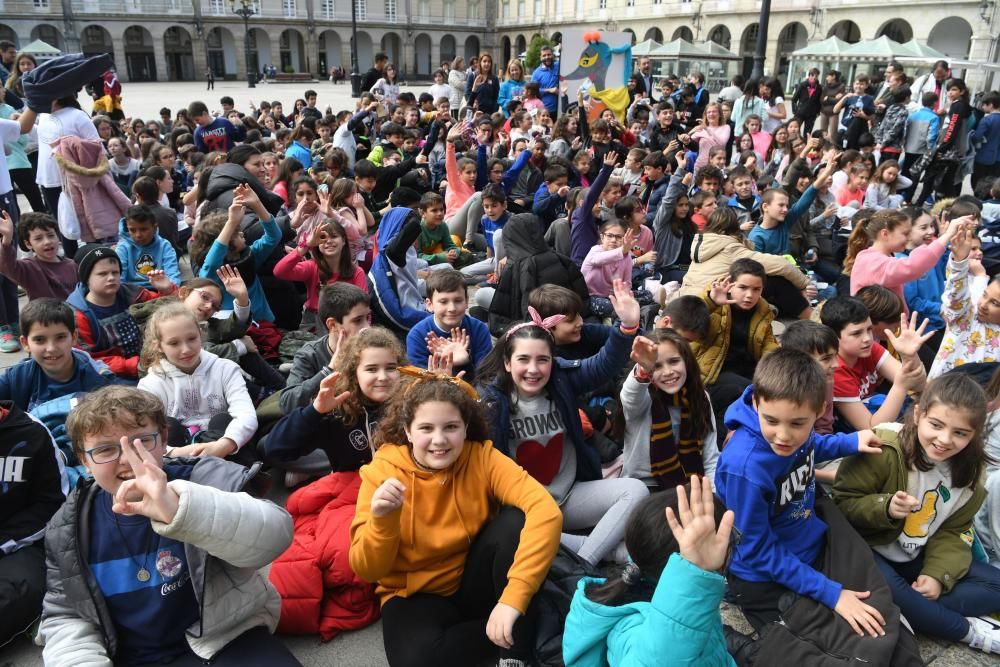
[76,484,113,651]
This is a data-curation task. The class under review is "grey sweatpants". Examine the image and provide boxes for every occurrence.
[560,476,649,565]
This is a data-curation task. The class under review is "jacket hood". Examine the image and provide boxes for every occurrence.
[693,232,743,263]
[203,163,284,217]
[502,213,547,261]
[723,385,764,439]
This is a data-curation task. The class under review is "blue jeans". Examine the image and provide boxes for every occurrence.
[873,551,1000,641]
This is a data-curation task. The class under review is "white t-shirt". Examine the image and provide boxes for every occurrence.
[0,118,21,194]
[428,83,451,102]
[763,96,785,133]
[36,107,101,188]
[875,463,968,563]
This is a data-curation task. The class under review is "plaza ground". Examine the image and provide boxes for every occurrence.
[0,81,995,666]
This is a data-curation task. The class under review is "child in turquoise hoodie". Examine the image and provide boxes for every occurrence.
[563,476,738,667]
[115,204,182,288]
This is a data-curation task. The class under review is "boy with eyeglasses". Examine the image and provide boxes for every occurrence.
[40,385,297,666]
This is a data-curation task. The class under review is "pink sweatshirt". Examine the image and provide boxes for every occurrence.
[273,250,368,312]
[444,142,475,221]
[849,241,947,306]
[581,245,631,298]
[750,130,772,161]
[690,124,732,170]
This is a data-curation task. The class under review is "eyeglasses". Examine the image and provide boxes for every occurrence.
[84,432,160,464]
[601,232,625,241]
[191,288,221,311]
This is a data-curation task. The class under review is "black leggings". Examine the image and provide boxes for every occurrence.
[123,626,300,667]
[708,371,752,447]
[764,274,809,318]
[0,194,21,328]
[380,507,537,667]
[9,168,46,213]
[0,543,46,645]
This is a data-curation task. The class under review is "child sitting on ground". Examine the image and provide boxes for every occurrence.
[0,298,112,411]
[835,374,1000,655]
[67,245,176,379]
[406,269,492,378]
[40,385,295,666]
[417,192,474,269]
[0,211,77,300]
[116,204,182,288]
[137,303,257,461]
[350,374,562,667]
[564,477,738,666]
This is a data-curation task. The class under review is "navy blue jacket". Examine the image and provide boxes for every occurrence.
[479,324,634,482]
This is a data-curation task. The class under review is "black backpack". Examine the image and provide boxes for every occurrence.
[533,546,601,667]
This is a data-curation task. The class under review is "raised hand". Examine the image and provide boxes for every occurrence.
[447,120,468,141]
[608,279,640,330]
[709,276,738,306]
[665,475,735,573]
[312,371,352,415]
[603,150,620,168]
[940,214,975,247]
[621,228,637,256]
[630,335,659,374]
[147,270,174,294]
[217,264,249,306]
[885,312,935,359]
[371,477,406,517]
[888,490,920,520]
[111,435,180,525]
[0,210,13,245]
[949,223,974,261]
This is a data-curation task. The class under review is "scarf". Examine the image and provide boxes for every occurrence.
[648,386,704,490]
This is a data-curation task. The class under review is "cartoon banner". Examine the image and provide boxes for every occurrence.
[559,29,633,121]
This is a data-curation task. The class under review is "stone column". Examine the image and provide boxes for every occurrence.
[234,32,247,81]
[270,27,283,72]
[192,31,209,79]
[112,37,129,82]
[152,33,169,83]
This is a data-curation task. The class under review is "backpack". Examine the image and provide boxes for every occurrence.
[532,546,601,667]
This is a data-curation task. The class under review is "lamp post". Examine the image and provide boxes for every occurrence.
[230,0,257,88]
[350,0,361,96]
[749,0,770,82]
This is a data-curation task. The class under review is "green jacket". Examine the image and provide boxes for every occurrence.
[417,221,459,265]
[833,423,985,593]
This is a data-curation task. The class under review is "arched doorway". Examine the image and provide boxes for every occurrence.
[707,25,731,50]
[514,35,526,58]
[440,35,456,67]
[123,26,156,81]
[827,20,861,44]
[877,19,913,43]
[776,22,807,78]
[414,33,432,75]
[624,29,636,46]
[247,28,270,75]
[280,29,305,72]
[318,30,342,74]
[464,35,480,63]
[673,26,693,42]
[206,27,237,78]
[644,27,663,43]
[354,31,374,71]
[501,36,512,65]
[81,25,114,59]
[163,26,194,81]
[0,25,17,47]
[381,33,402,70]
[30,25,64,51]
[928,17,972,60]
[740,23,759,78]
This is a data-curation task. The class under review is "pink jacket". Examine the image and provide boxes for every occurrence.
[581,245,631,298]
[690,124,732,170]
[52,136,130,241]
[849,241,947,306]
[273,250,368,312]
[444,142,475,220]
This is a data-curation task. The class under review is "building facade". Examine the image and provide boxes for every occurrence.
[1,0,997,86]
[0,0,489,81]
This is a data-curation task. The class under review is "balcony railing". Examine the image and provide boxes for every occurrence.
[73,0,193,12]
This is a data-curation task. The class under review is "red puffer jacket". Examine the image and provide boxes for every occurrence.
[269,472,381,639]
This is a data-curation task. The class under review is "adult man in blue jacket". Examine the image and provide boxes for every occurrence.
[531,46,560,115]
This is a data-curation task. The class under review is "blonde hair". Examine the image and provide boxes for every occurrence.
[140,302,201,373]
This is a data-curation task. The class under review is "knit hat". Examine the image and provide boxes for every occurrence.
[20,53,115,113]
[75,244,121,286]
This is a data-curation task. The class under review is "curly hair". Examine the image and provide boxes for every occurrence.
[189,210,228,270]
[373,376,489,448]
[332,327,408,426]
[67,386,168,462]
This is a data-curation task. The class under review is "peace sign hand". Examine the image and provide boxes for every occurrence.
[112,435,180,525]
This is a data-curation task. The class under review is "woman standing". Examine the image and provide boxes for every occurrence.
[466,54,500,115]
[448,56,467,118]
[498,59,526,117]
[760,78,787,134]
[3,52,36,97]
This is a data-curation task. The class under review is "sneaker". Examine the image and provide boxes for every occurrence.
[0,325,20,353]
[966,615,1000,654]
[285,471,316,488]
[278,362,294,373]
[496,660,527,667]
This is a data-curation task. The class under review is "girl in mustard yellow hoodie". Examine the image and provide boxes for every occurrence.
[349,374,562,667]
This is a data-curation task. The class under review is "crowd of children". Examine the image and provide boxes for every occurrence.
[1,49,1000,667]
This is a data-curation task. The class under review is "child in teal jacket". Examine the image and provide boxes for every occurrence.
[563,476,738,667]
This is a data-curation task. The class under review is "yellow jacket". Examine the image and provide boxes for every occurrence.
[690,288,779,385]
[349,439,562,613]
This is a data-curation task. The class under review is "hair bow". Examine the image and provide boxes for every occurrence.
[504,306,567,341]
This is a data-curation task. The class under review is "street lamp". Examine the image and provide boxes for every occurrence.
[230,0,257,88]
[350,0,361,96]
[749,0,770,82]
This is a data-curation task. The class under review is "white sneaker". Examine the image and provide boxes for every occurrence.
[496,660,527,667]
[965,615,1000,654]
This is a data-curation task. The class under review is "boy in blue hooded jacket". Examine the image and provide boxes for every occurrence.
[115,204,181,288]
[715,348,886,638]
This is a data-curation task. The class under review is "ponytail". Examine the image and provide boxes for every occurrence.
[843,208,908,275]
[584,561,654,606]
